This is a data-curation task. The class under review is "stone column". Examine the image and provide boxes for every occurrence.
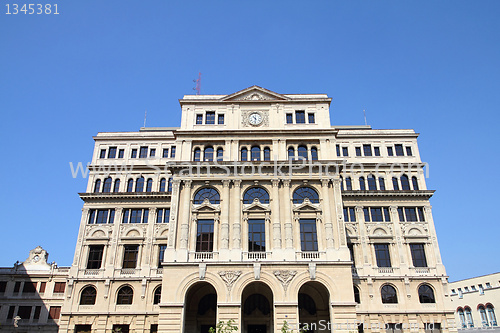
[179,180,193,249]
[320,179,335,250]
[167,179,181,249]
[219,179,231,260]
[356,206,370,267]
[232,179,242,251]
[282,179,294,250]
[390,205,407,274]
[424,205,445,272]
[271,179,282,249]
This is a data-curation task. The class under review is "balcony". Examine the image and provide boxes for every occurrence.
[411,267,431,275]
[119,268,139,275]
[378,267,394,274]
[193,252,215,260]
[244,252,269,260]
[83,269,102,276]
[297,251,325,260]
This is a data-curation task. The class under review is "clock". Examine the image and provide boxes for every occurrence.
[33,255,40,263]
[248,112,263,126]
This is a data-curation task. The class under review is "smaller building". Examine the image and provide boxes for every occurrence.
[0,246,69,333]
[449,272,499,333]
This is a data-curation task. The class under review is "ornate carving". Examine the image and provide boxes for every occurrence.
[221,179,231,187]
[271,179,280,188]
[273,270,297,292]
[218,271,242,291]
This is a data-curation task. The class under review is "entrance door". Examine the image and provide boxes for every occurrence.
[248,325,267,333]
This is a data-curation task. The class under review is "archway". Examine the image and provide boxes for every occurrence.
[298,282,331,332]
[242,282,274,333]
[184,282,217,333]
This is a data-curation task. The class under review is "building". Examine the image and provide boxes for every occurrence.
[449,272,499,333]
[54,86,455,333]
[0,246,69,333]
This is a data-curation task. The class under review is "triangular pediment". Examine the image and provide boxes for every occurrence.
[192,200,220,213]
[221,86,291,102]
[243,200,271,212]
[293,201,321,213]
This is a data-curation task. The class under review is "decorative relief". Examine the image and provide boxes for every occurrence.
[218,271,242,291]
[273,270,297,292]
[241,110,270,127]
[240,93,269,101]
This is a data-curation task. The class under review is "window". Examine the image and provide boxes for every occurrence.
[410,244,427,267]
[293,186,319,204]
[387,147,394,156]
[395,144,404,156]
[218,114,225,124]
[80,286,97,305]
[398,207,425,222]
[288,147,295,160]
[163,148,169,158]
[196,114,203,124]
[486,283,492,288]
[336,145,341,157]
[75,325,92,333]
[0,281,6,294]
[465,307,474,327]
[14,281,21,293]
[206,111,215,124]
[131,149,137,158]
[7,306,15,319]
[381,285,398,303]
[363,144,372,156]
[151,325,158,333]
[94,179,101,193]
[156,208,170,223]
[117,286,133,305]
[87,245,104,269]
[296,111,305,124]
[342,147,349,156]
[217,148,223,161]
[118,149,124,158]
[479,306,489,326]
[33,306,41,320]
[367,175,377,190]
[364,207,391,222]
[308,113,315,124]
[379,177,386,190]
[406,147,413,156]
[343,207,356,222]
[122,245,139,268]
[18,305,32,319]
[54,282,66,294]
[487,305,497,326]
[122,209,149,224]
[150,148,156,157]
[286,113,293,124]
[311,147,318,161]
[300,219,318,251]
[241,147,248,161]
[88,209,115,224]
[127,179,134,192]
[108,147,117,158]
[392,177,399,190]
[193,148,201,161]
[248,219,266,252]
[243,187,270,204]
[264,147,271,161]
[170,146,176,158]
[136,177,144,192]
[355,147,361,156]
[458,288,463,298]
[458,308,466,328]
[113,179,120,192]
[298,145,308,160]
[374,147,380,156]
[348,243,356,265]
[345,177,352,190]
[139,146,148,158]
[374,244,391,267]
[193,187,220,204]
[412,176,419,190]
[204,146,214,161]
[359,177,366,191]
[354,286,360,303]
[401,175,410,190]
[153,286,162,304]
[49,306,61,320]
[251,146,261,161]
[103,177,112,193]
[158,245,167,265]
[22,281,37,294]
[113,325,130,333]
[100,149,106,158]
[167,178,173,193]
[479,284,484,295]
[418,285,435,303]
[196,219,214,252]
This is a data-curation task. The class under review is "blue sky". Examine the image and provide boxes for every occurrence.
[0,1,498,281]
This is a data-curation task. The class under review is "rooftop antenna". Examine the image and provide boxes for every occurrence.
[144,110,147,128]
[363,109,367,126]
[193,72,201,95]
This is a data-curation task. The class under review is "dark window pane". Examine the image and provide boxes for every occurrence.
[412,177,419,190]
[136,177,144,192]
[355,147,361,156]
[374,147,380,156]
[131,149,137,158]
[383,208,391,222]
[196,220,214,252]
[401,175,410,190]
[418,207,425,221]
[392,177,399,190]
[251,146,261,161]
[158,245,167,265]
[368,176,377,190]
[395,144,404,156]
[196,114,203,124]
[217,148,223,161]
[170,146,176,158]
[381,285,398,304]
[150,149,156,157]
[206,111,215,124]
[371,208,383,222]
[342,147,349,156]
[123,245,139,268]
[387,147,393,156]
[248,219,266,252]
[103,178,112,193]
[243,187,270,204]
[418,285,435,303]
[374,244,391,267]
[23,281,37,293]
[80,286,97,305]
[218,114,224,124]
[33,306,41,320]
[264,147,271,161]
[397,208,405,221]
[241,147,248,161]
[336,145,341,157]
[345,177,352,190]
[311,147,318,161]
[139,147,148,158]
[288,147,295,160]
[18,306,32,319]
[163,148,169,158]
[406,147,413,156]
[363,208,370,221]
[117,287,133,305]
[146,179,153,192]
[194,187,220,204]
[405,208,418,222]
[359,177,366,191]
[349,207,356,222]
[87,245,104,269]
[293,187,319,204]
[298,146,308,160]
[118,149,124,158]
[296,111,305,124]
[127,179,134,192]
[108,147,117,158]
[94,179,101,193]
[308,113,315,123]
[410,244,428,267]
[300,219,318,251]
[100,149,106,158]
[363,144,372,156]
[286,113,293,124]
[379,178,386,190]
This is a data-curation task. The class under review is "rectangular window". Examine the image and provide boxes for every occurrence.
[410,244,427,267]
[33,306,41,320]
[336,145,341,157]
[196,114,203,124]
[363,144,372,156]
[248,219,266,252]
[295,111,306,124]
[299,219,318,252]
[0,281,7,294]
[122,245,139,268]
[387,147,394,156]
[308,113,315,124]
[196,219,214,252]
[53,282,66,294]
[156,208,170,223]
[206,111,215,124]
[395,144,404,156]
[87,245,104,269]
[374,147,380,156]
[406,146,413,156]
[158,245,167,265]
[355,147,361,156]
[122,209,149,224]
[343,207,356,222]
[88,209,115,224]
[99,149,106,159]
[286,113,293,124]
[163,148,169,158]
[48,306,61,320]
[486,282,491,288]
[374,243,391,267]
[131,149,137,158]
[108,147,117,158]
[150,148,156,157]
[22,281,37,294]
[139,146,148,158]
[218,114,225,124]
[479,284,484,295]
[17,306,32,319]
[398,207,425,222]
[171,146,176,158]
[342,147,349,156]
[14,281,21,293]
[118,149,124,158]
[7,306,15,319]
[348,243,355,266]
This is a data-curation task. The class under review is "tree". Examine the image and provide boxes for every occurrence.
[208,319,238,333]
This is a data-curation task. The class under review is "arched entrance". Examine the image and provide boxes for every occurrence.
[242,282,274,333]
[298,282,331,332]
[184,282,217,333]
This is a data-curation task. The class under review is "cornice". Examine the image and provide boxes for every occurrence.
[341,190,434,199]
[79,192,171,202]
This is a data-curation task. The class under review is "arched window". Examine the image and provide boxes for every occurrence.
[293,187,319,204]
[288,147,295,160]
[359,177,366,191]
[193,148,201,162]
[412,176,419,190]
[127,179,134,192]
[251,146,261,161]
[479,305,489,326]
[379,177,386,190]
[263,147,271,161]
[381,285,398,304]
[311,147,318,161]
[159,178,166,192]
[153,286,161,305]
[367,175,377,190]
[401,175,410,190]
[102,177,112,193]
[354,286,360,304]
[458,308,466,328]
[193,187,220,204]
[241,147,248,161]
[244,294,270,315]
[94,179,101,193]
[146,179,153,192]
[117,286,133,305]
[298,146,308,160]
[243,187,270,204]
[217,148,223,161]
[340,176,344,191]
[465,306,474,327]
[345,177,352,191]
[298,293,317,315]
[418,284,435,303]
[80,286,97,305]
[392,177,399,190]
[204,146,214,162]
[167,178,173,193]
[135,177,144,192]
[113,179,120,192]
[487,305,497,326]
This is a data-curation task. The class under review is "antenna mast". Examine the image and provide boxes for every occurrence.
[193,72,201,95]
[144,110,147,128]
[363,109,367,126]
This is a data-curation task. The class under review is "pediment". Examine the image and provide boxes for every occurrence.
[243,201,271,212]
[221,86,291,102]
[192,201,221,213]
[292,201,321,212]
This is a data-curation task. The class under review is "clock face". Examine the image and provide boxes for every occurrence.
[249,112,263,126]
[33,255,40,262]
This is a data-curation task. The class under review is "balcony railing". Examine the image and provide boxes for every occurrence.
[301,251,320,259]
[411,267,431,274]
[194,252,214,260]
[83,269,102,276]
[378,267,394,274]
[246,252,268,260]
[119,268,139,275]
